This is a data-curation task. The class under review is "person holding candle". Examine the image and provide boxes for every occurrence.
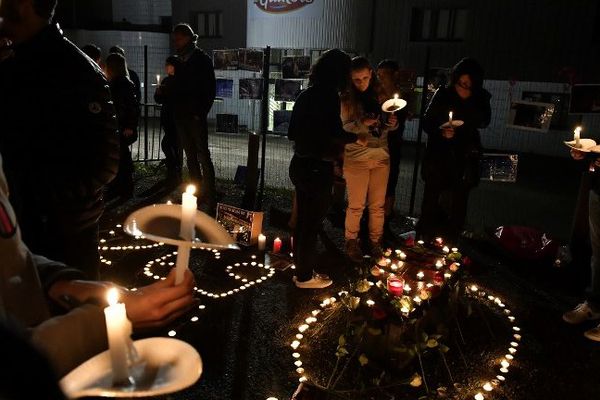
[0,152,196,377]
[341,57,398,262]
[562,148,600,341]
[417,57,491,241]
[109,45,141,104]
[288,49,366,289]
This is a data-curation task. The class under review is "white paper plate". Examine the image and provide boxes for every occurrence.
[60,337,202,398]
[439,120,464,129]
[563,138,598,153]
[123,203,239,250]
[381,98,407,113]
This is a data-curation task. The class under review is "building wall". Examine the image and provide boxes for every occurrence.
[172,0,247,51]
[371,0,600,83]
[246,0,373,51]
[112,0,172,25]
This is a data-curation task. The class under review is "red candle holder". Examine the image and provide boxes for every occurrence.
[387,275,404,297]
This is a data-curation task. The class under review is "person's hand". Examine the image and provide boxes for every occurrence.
[361,116,379,127]
[570,149,585,160]
[387,114,398,126]
[355,133,368,147]
[122,268,196,329]
[441,127,455,139]
[123,128,135,138]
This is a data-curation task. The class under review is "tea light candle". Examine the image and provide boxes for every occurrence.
[435,259,444,269]
[442,246,450,254]
[474,393,484,400]
[574,126,582,147]
[416,271,424,280]
[104,288,132,385]
[500,359,510,368]
[258,234,266,251]
[483,382,493,392]
[273,237,282,253]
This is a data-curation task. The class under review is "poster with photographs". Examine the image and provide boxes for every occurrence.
[522,91,571,130]
[273,110,292,135]
[239,78,263,100]
[216,203,263,246]
[213,50,239,70]
[281,56,311,79]
[215,78,234,98]
[569,84,600,114]
[274,79,302,102]
[507,100,555,132]
[238,49,264,72]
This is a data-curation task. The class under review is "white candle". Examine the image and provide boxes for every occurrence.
[393,93,399,108]
[574,126,582,146]
[104,288,132,385]
[175,244,191,284]
[449,111,453,126]
[156,74,161,85]
[258,233,266,251]
[179,185,197,241]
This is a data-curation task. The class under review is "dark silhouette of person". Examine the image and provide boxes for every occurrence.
[171,23,217,214]
[0,0,120,279]
[109,45,142,103]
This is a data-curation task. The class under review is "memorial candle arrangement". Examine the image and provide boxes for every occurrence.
[176,185,196,284]
[104,288,133,385]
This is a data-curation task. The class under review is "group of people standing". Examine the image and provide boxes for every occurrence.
[288,49,492,289]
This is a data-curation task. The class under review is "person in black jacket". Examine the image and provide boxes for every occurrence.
[417,57,491,241]
[155,55,182,185]
[109,45,141,103]
[563,149,600,342]
[288,49,367,289]
[0,0,119,280]
[171,23,217,214]
[105,52,140,200]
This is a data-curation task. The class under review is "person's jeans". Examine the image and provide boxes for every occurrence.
[175,114,216,208]
[344,160,390,243]
[586,190,600,310]
[289,156,334,282]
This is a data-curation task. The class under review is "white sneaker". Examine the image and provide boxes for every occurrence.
[562,302,600,324]
[293,274,332,289]
[584,324,600,342]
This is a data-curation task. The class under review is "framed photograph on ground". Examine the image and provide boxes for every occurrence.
[213,50,239,70]
[238,49,264,72]
[239,78,263,100]
[522,91,571,130]
[216,114,238,133]
[216,203,263,246]
[274,79,302,102]
[480,153,518,182]
[281,56,311,79]
[273,110,292,135]
[215,78,234,98]
[569,84,600,114]
[507,100,554,132]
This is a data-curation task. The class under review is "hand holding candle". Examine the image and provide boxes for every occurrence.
[104,288,133,386]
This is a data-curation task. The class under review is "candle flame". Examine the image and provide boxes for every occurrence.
[575,126,582,134]
[449,111,453,120]
[393,93,399,99]
[186,184,196,195]
[107,287,119,306]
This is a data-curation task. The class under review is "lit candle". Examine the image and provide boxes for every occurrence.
[258,233,266,251]
[387,275,404,297]
[483,382,493,391]
[156,74,161,85]
[179,185,197,241]
[442,246,450,254]
[435,259,444,269]
[474,393,484,400]
[393,93,399,108]
[449,111,453,126]
[574,126,582,147]
[273,237,282,253]
[416,271,424,280]
[104,288,133,385]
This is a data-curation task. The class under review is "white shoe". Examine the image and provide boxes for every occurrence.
[293,274,332,289]
[562,302,600,324]
[584,324,600,342]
